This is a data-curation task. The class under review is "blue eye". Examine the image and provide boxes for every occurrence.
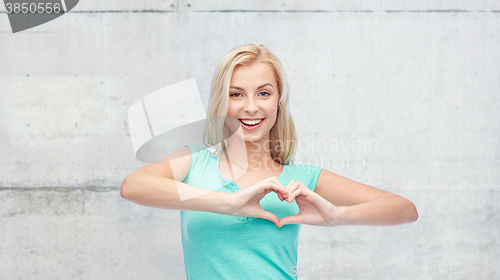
[259,91,270,97]
[230,92,242,97]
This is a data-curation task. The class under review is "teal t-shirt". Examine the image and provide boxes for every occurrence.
[180,144,323,280]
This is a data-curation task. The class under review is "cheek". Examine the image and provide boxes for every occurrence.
[263,103,279,118]
[226,102,238,116]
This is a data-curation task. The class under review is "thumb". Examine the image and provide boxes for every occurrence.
[256,210,280,227]
[278,215,302,228]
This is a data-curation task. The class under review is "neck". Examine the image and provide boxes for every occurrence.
[224,133,279,170]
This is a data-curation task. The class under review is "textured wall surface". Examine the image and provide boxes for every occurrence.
[1,1,499,279]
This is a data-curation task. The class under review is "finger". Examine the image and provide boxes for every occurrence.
[283,180,296,199]
[288,187,306,203]
[259,176,274,183]
[268,177,287,200]
[287,182,301,202]
[289,181,309,201]
[260,181,288,197]
[271,177,285,189]
[248,181,280,195]
[277,192,284,201]
[256,209,280,227]
[279,214,303,228]
[261,176,283,187]
[284,180,295,191]
[259,177,286,193]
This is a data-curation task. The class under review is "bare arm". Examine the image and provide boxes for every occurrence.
[333,193,418,226]
[120,147,229,213]
[120,147,288,226]
[314,170,418,226]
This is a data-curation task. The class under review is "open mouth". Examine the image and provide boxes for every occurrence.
[239,118,264,129]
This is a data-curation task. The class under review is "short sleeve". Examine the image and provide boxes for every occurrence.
[306,164,323,191]
[182,144,206,181]
[292,164,322,192]
[183,144,204,165]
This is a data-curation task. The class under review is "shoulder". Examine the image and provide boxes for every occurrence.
[284,163,323,191]
[183,144,216,167]
[183,144,206,154]
[182,145,220,184]
[286,163,323,178]
[183,144,215,156]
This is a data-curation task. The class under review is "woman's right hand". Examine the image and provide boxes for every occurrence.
[220,176,289,227]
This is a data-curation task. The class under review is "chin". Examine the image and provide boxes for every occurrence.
[240,135,262,143]
[234,133,263,144]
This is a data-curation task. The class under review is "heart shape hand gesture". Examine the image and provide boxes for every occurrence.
[277,179,339,228]
[221,177,338,228]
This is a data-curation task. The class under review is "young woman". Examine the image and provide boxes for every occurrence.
[120,44,418,279]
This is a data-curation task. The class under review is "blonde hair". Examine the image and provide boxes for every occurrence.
[202,44,297,165]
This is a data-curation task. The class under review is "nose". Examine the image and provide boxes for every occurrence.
[244,96,258,114]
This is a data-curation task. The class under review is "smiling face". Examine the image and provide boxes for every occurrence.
[226,62,280,144]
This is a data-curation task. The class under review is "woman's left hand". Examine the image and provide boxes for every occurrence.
[278,180,339,228]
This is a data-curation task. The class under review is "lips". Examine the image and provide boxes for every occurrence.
[239,118,265,130]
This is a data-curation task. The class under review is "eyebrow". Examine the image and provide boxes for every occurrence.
[230,83,273,91]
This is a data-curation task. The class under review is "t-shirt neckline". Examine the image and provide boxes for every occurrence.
[213,152,287,190]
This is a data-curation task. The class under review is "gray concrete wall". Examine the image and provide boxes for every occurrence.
[1,1,499,279]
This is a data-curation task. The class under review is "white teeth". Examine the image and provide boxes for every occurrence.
[240,119,263,125]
